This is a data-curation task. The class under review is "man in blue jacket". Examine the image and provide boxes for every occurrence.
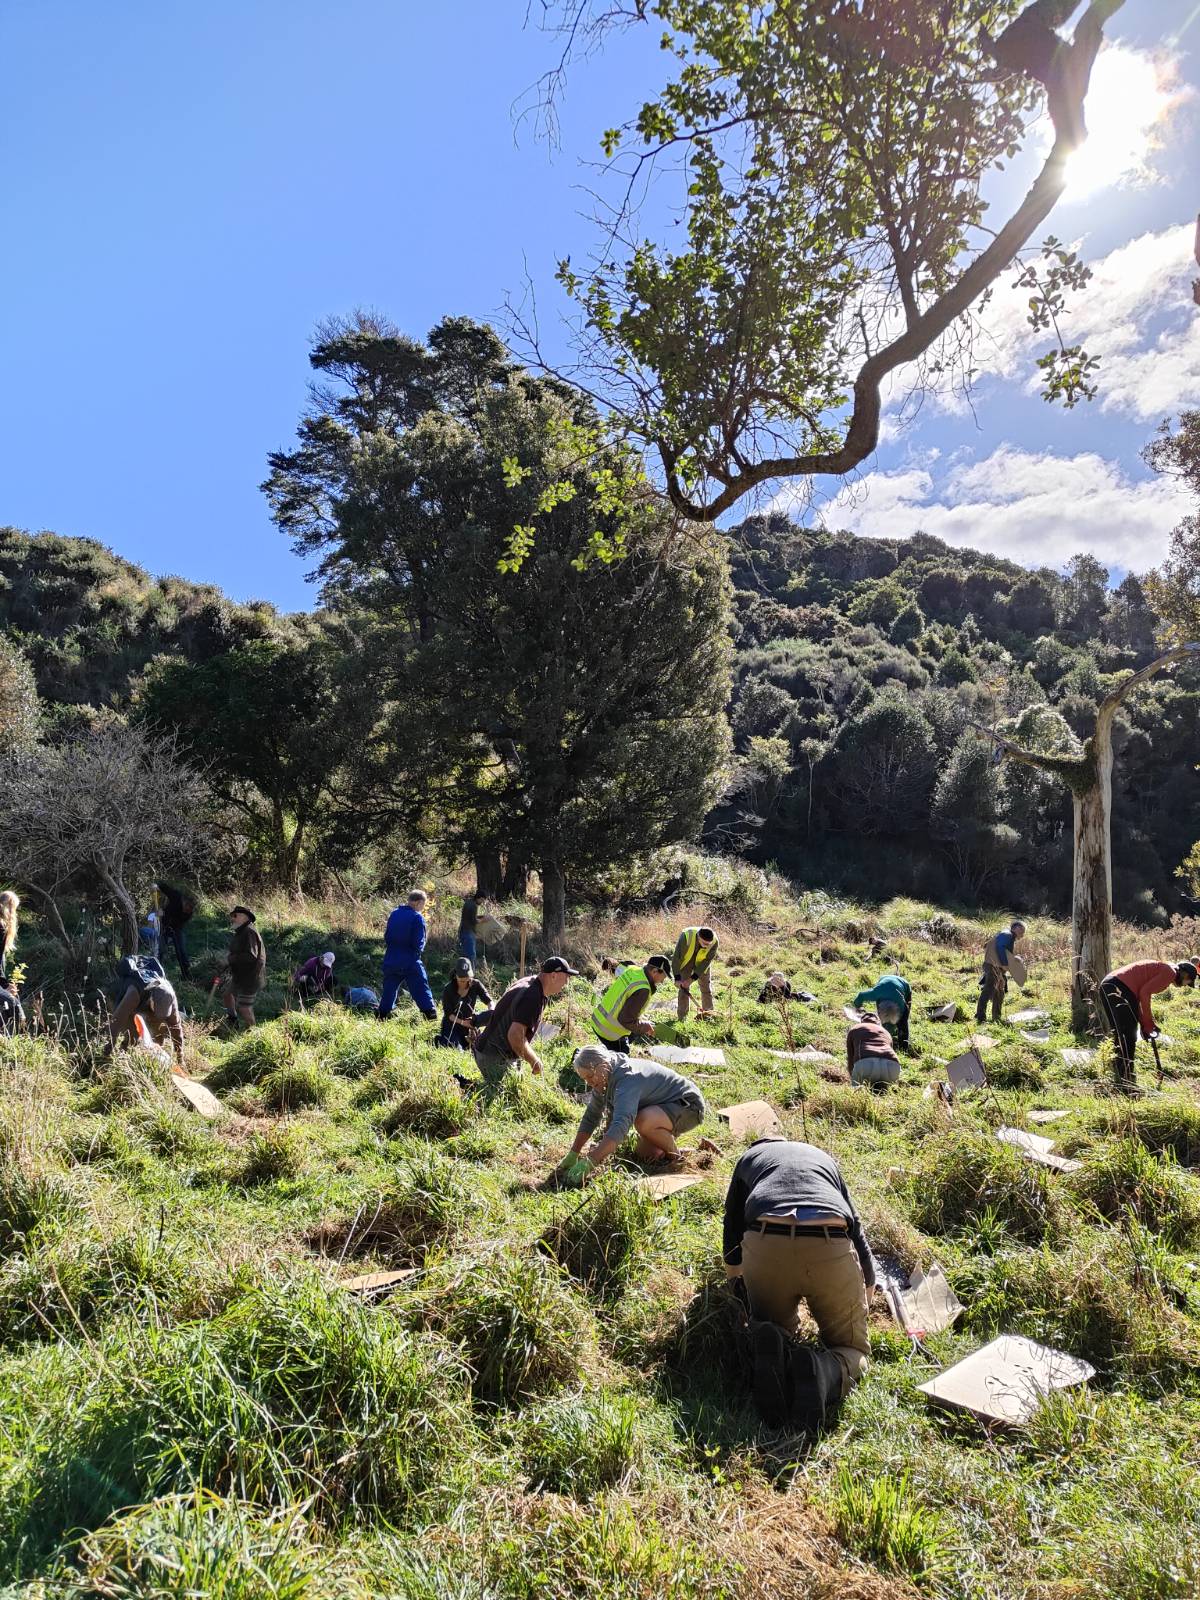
[379,890,438,1020]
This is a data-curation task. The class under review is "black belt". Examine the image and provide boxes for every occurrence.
[751,1220,848,1238]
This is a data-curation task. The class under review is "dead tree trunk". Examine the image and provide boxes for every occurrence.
[976,642,1198,1031]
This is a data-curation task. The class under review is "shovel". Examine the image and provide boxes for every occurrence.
[1150,1033,1165,1090]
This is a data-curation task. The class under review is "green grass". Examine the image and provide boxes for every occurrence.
[2,886,1200,1597]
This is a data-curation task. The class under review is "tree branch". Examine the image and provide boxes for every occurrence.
[661,0,1125,521]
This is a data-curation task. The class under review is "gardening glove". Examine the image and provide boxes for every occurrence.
[557,1153,589,1188]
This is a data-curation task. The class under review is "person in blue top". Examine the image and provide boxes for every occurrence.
[851,973,912,1049]
[378,889,438,1021]
[976,920,1026,1023]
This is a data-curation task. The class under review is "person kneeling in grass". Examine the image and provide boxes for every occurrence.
[558,1044,706,1185]
[845,1005,901,1087]
[724,1135,874,1429]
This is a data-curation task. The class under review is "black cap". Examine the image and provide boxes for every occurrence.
[231,905,256,923]
[647,954,673,977]
[453,957,474,978]
[541,955,581,976]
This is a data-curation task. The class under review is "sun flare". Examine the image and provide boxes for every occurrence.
[1055,43,1183,200]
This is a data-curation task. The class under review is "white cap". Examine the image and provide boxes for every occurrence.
[321,952,335,967]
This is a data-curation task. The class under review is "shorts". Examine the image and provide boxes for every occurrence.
[661,1095,704,1135]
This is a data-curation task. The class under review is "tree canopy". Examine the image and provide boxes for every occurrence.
[263,315,733,938]
[535,0,1123,517]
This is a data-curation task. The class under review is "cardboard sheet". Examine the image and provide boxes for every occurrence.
[171,1075,224,1119]
[1021,1029,1051,1044]
[1011,1009,1049,1025]
[1061,1049,1096,1069]
[635,1174,702,1200]
[341,1269,416,1296]
[770,1047,836,1063]
[647,1044,727,1068]
[918,1334,1094,1425]
[717,1100,782,1139]
[930,1002,961,1023]
[1028,1109,1068,1124]
[954,1034,998,1053]
[895,1262,963,1336]
[946,1050,986,1089]
[1007,953,1028,989]
[997,1125,1056,1157]
[997,1126,1081,1173]
[842,1005,862,1022]
[535,1021,561,1042]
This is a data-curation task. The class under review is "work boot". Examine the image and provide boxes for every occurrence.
[751,1321,790,1426]
[789,1345,844,1432]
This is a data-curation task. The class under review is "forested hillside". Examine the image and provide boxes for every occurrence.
[0,528,293,711]
[4,513,1198,928]
[722,516,1200,924]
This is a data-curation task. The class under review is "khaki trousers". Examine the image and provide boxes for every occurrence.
[677,970,714,1020]
[741,1229,869,1395]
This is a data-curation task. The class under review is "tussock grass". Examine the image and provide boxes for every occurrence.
[207,1027,296,1090]
[831,1466,950,1585]
[422,1252,592,1407]
[1101,1101,1200,1167]
[517,1391,644,1494]
[1071,1139,1200,1247]
[955,1234,1200,1377]
[79,1489,333,1600]
[260,1062,334,1112]
[377,1069,472,1140]
[317,1146,483,1266]
[906,1130,1066,1244]
[236,1124,307,1186]
[0,1276,476,1558]
[540,1175,660,1299]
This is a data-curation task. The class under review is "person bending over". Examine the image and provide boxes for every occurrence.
[558,1044,705,1184]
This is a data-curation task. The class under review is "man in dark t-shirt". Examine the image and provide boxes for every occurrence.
[472,956,579,1085]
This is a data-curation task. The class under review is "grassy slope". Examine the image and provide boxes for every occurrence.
[2,890,1200,1600]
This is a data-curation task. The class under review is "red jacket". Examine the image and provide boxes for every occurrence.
[1109,961,1175,1034]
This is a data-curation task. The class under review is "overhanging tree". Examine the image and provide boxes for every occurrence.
[530,0,1124,517]
[977,643,1200,1032]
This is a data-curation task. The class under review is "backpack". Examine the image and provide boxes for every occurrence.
[116,954,166,997]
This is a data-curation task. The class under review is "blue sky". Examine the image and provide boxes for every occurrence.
[1,0,1197,609]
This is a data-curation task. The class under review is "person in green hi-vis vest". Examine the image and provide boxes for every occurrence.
[590,955,672,1052]
[673,925,719,1021]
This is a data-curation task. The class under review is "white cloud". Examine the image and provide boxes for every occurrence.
[1036,42,1193,200]
[810,445,1191,573]
[974,221,1200,419]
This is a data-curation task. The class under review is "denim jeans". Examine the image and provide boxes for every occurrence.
[163,923,191,979]
[379,961,436,1018]
[459,930,478,964]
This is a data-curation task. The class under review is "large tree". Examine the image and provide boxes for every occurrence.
[530,0,1124,517]
[263,316,732,943]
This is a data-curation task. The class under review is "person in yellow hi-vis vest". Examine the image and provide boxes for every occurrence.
[591,955,673,1052]
[672,925,718,1021]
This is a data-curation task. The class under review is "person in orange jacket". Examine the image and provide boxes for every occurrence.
[1098,958,1197,1089]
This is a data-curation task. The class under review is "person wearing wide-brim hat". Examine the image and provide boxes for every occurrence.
[220,905,266,1028]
